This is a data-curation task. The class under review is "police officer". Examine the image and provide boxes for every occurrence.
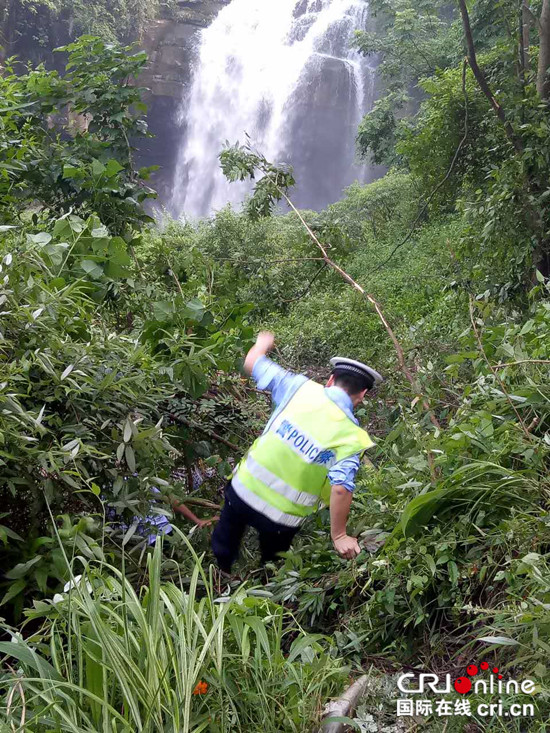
[211,331,382,572]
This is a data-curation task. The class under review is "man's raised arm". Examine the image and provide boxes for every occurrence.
[244,331,275,375]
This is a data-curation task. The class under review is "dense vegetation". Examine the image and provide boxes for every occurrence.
[0,0,173,55]
[0,0,549,730]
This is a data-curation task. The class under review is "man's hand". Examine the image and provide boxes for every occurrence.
[244,331,275,375]
[196,515,219,529]
[332,533,361,560]
[330,484,360,560]
[255,331,275,352]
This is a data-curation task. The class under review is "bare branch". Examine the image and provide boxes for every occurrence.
[165,256,185,299]
[521,1,531,77]
[275,186,443,441]
[282,263,327,303]
[493,359,550,369]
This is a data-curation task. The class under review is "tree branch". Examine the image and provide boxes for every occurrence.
[275,187,443,445]
[166,256,185,298]
[493,359,550,369]
[537,0,550,99]
[215,257,325,264]
[520,0,531,79]
[457,0,524,152]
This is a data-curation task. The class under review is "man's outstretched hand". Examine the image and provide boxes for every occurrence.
[330,485,360,560]
[196,515,220,529]
[332,533,361,560]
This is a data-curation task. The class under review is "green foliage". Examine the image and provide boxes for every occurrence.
[0,215,174,609]
[2,4,550,725]
[356,92,407,167]
[219,141,295,220]
[0,515,103,620]
[0,202,258,613]
[397,62,503,205]
[354,0,460,163]
[354,0,457,84]
[358,0,550,287]
[0,36,155,234]
[64,0,165,42]
[267,292,549,679]
[2,0,165,54]
[0,538,346,732]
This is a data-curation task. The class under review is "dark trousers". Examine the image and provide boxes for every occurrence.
[211,481,299,572]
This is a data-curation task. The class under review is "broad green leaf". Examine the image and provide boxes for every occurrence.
[448,561,458,585]
[0,641,62,680]
[0,525,23,543]
[398,489,445,537]
[0,578,26,605]
[125,445,136,472]
[5,555,42,579]
[122,522,138,546]
[91,225,109,238]
[91,159,106,177]
[153,300,175,321]
[81,259,104,279]
[425,554,436,576]
[105,159,124,177]
[28,232,52,246]
[287,633,324,663]
[62,164,80,179]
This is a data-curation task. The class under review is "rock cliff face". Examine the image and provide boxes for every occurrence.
[136,1,230,203]
[140,1,230,98]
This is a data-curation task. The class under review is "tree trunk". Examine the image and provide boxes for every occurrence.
[457,0,524,152]
[1,0,17,60]
[537,0,550,99]
[521,1,531,78]
[457,0,549,277]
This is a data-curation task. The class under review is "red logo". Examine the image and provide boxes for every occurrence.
[453,677,472,694]
[454,661,502,694]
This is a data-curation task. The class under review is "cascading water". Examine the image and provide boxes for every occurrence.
[170,0,375,219]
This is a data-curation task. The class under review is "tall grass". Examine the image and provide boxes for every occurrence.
[0,531,345,732]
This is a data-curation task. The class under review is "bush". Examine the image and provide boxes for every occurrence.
[0,537,347,732]
[0,36,155,234]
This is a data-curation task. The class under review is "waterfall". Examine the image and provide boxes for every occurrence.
[170,0,374,219]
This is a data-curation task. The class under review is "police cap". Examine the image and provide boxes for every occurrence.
[329,357,384,391]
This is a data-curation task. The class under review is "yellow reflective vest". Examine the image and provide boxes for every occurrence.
[232,380,374,527]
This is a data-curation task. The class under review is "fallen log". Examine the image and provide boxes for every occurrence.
[318,674,369,732]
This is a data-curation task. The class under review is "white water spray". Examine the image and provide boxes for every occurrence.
[171,0,374,218]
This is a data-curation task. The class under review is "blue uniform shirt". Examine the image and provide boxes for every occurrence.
[252,356,362,492]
